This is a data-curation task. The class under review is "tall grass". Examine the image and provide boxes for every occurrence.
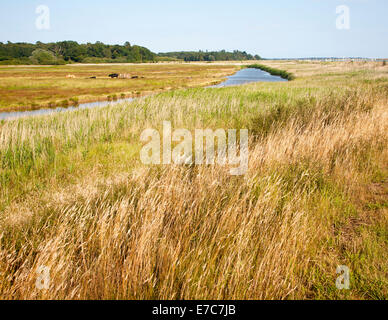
[0,61,387,299]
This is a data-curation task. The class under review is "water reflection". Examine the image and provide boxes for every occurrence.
[210,68,287,88]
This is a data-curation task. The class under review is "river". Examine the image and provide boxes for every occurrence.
[0,68,286,120]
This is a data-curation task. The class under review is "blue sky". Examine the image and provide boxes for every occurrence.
[0,0,387,58]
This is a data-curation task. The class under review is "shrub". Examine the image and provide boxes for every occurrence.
[60,100,69,107]
[69,97,79,106]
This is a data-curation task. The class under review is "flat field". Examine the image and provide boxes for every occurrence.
[0,61,387,299]
[0,62,241,111]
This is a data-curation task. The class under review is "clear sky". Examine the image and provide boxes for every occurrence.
[0,0,387,58]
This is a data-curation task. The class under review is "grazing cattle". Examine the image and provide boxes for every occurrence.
[109,73,119,78]
[131,75,139,79]
[119,73,131,79]
[90,76,97,79]
[66,74,76,79]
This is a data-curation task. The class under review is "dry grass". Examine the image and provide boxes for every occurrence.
[0,61,387,299]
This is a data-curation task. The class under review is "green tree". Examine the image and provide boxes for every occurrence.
[29,49,60,65]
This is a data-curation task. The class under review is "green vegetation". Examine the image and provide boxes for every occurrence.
[158,50,261,62]
[29,49,65,65]
[0,41,156,65]
[247,63,295,80]
[0,42,263,65]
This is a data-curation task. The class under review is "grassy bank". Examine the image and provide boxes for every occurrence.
[0,61,387,299]
[247,63,295,80]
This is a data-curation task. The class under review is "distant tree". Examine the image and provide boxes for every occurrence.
[0,41,156,64]
[158,50,260,62]
[29,49,60,65]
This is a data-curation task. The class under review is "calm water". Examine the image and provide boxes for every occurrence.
[0,68,286,121]
[0,98,134,121]
[210,68,287,88]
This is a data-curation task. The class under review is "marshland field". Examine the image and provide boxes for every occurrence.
[0,62,241,112]
[0,60,387,300]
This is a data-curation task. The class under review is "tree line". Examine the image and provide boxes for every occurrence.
[0,42,261,65]
[157,50,261,62]
[0,41,156,65]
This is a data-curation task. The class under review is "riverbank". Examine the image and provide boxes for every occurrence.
[246,63,295,80]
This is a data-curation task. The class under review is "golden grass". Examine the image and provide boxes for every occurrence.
[0,61,387,299]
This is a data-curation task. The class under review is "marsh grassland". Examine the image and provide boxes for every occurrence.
[0,63,240,111]
[0,61,387,299]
